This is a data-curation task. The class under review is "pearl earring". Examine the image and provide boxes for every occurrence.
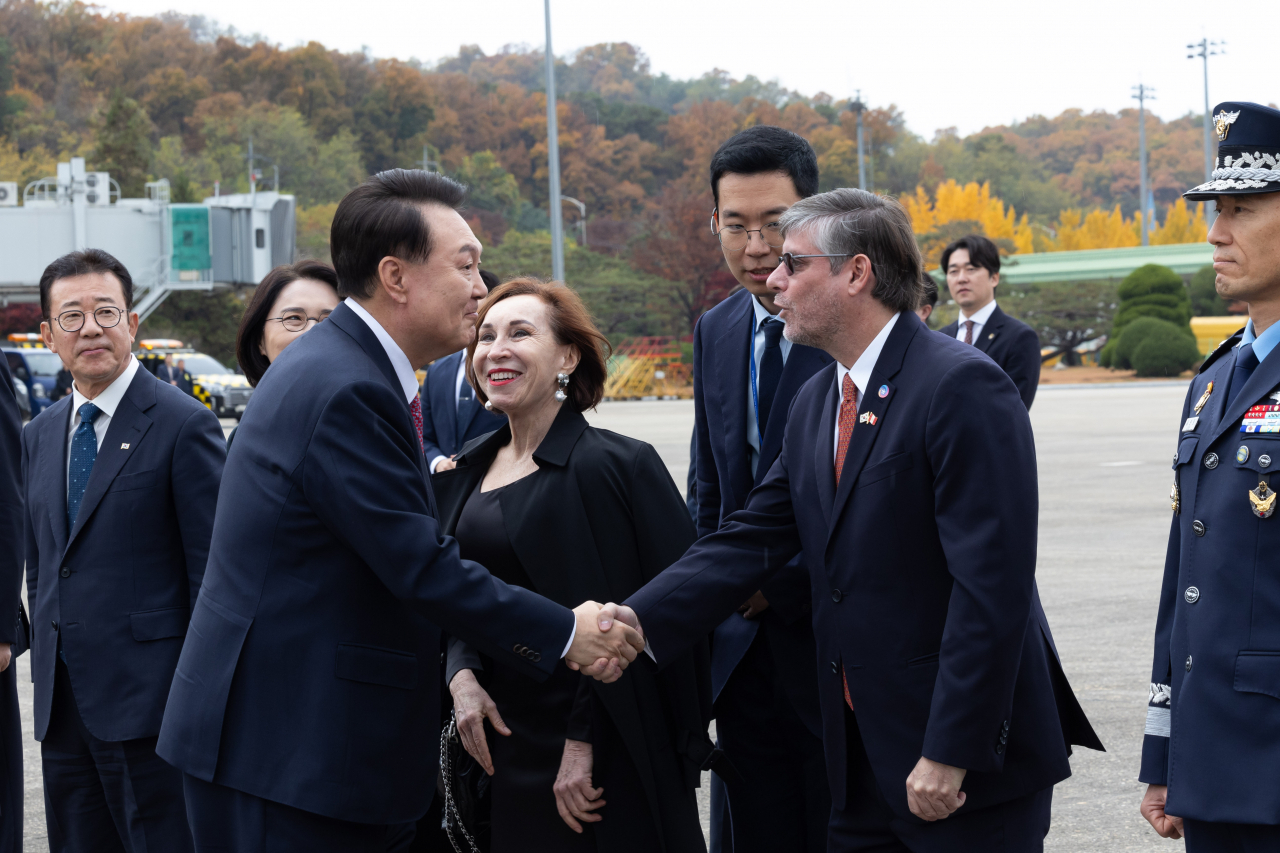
[484,400,494,411]
[554,372,570,402]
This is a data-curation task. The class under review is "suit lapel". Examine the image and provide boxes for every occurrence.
[715,294,755,507]
[825,315,919,551]
[814,371,838,526]
[976,306,1005,354]
[456,396,480,442]
[1207,345,1280,448]
[39,397,73,552]
[66,371,155,550]
[430,352,460,452]
[757,345,828,484]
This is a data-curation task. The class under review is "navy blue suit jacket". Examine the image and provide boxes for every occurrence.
[421,350,506,464]
[0,359,23,649]
[940,305,1041,410]
[629,311,1100,815]
[22,367,225,742]
[692,289,830,733]
[156,302,574,825]
[1140,331,1280,823]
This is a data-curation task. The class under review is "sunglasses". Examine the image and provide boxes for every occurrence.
[778,252,854,275]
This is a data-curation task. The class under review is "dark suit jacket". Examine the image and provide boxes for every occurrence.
[1140,332,1280,822]
[421,350,506,464]
[156,302,575,825]
[436,406,712,852]
[628,311,1101,816]
[940,304,1041,410]
[693,288,830,733]
[0,358,25,853]
[22,367,225,742]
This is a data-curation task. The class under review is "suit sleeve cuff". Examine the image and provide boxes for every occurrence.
[429,455,447,474]
[1140,733,1170,785]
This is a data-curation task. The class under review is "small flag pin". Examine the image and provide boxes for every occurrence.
[120,443,130,450]
[859,412,878,426]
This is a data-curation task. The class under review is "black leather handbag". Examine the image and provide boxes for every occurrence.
[438,711,492,853]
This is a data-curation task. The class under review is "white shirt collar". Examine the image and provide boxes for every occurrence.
[958,299,998,326]
[751,294,784,330]
[343,297,420,404]
[71,354,139,418]
[836,312,901,401]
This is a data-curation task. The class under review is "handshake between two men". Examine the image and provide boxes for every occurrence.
[564,602,645,683]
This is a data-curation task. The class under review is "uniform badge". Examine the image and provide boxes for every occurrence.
[1170,480,1180,514]
[1238,446,1250,464]
[1214,110,1241,142]
[1250,479,1277,519]
[1193,381,1213,415]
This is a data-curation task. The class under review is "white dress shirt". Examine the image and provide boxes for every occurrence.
[343,299,578,659]
[427,354,471,475]
[955,299,998,344]
[66,355,140,488]
[834,312,900,461]
[745,296,793,478]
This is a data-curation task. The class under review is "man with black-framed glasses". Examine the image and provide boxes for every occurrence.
[22,248,225,852]
[692,125,832,853]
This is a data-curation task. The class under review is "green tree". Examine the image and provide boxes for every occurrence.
[137,289,247,366]
[453,151,520,220]
[355,61,433,173]
[1188,264,1230,316]
[1001,281,1117,365]
[1100,264,1192,367]
[92,92,153,197]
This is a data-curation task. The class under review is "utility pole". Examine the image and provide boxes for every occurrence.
[849,92,867,191]
[562,196,586,246]
[1187,38,1224,224]
[248,136,256,199]
[1132,84,1155,246]
[544,0,566,282]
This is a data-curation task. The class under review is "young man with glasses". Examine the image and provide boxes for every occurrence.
[22,249,225,852]
[692,126,832,853]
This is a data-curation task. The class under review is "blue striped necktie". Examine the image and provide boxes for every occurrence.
[68,402,101,528]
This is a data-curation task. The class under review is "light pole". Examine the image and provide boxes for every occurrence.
[1187,38,1224,224]
[544,0,566,282]
[1132,84,1156,246]
[562,196,586,246]
[849,92,867,191]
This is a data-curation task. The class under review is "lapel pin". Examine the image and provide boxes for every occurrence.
[859,412,878,426]
[1194,381,1214,415]
[878,385,889,399]
[1251,479,1277,519]
[120,443,130,450]
[988,332,995,339]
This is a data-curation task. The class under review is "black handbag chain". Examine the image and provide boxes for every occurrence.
[439,712,482,853]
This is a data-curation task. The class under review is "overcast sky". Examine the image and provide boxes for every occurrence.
[102,0,1275,139]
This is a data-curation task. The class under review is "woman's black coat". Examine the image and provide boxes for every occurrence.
[432,405,713,853]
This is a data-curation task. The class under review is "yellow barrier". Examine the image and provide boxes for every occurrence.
[1191,316,1246,356]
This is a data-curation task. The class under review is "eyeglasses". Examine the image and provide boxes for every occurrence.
[268,312,330,332]
[779,252,854,275]
[53,306,126,333]
[712,216,785,251]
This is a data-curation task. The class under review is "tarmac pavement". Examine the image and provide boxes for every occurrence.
[18,383,1191,850]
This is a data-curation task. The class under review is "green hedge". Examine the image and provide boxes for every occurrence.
[1101,264,1193,368]
[1133,332,1203,377]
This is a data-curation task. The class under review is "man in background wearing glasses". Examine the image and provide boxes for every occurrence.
[692,126,832,853]
[22,249,225,852]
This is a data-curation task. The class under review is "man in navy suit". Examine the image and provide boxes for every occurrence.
[604,188,1101,851]
[0,343,26,852]
[693,126,831,853]
[937,235,1042,410]
[157,170,645,852]
[423,269,506,474]
[23,249,226,852]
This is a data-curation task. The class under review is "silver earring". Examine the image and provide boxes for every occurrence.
[484,400,494,411]
[554,372,570,402]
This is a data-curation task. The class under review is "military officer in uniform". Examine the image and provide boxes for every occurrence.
[1141,101,1280,851]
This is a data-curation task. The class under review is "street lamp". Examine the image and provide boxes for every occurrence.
[544,0,566,282]
[848,92,867,191]
[562,196,586,246]
[1132,84,1156,246]
[1188,38,1224,224]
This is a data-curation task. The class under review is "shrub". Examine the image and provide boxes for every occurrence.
[1132,333,1202,377]
[1189,264,1229,316]
[1114,316,1196,370]
[1104,264,1194,368]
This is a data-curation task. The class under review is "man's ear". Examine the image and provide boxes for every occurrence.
[847,254,874,297]
[40,321,56,353]
[376,256,410,305]
[991,272,999,289]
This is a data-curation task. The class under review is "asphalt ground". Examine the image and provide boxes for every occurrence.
[18,383,1190,850]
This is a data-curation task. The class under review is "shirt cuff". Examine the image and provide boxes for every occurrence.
[644,639,655,662]
[429,455,447,474]
[560,615,576,659]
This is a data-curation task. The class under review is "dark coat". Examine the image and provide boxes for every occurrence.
[627,311,1102,820]
[422,350,506,463]
[23,367,225,743]
[0,357,26,853]
[940,304,1042,410]
[1141,331,1280,823]
[692,287,830,733]
[156,302,574,825]
[435,406,713,853]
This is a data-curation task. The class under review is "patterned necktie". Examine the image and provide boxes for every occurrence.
[757,318,785,437]
[963,320,975,345]
[1226,343,1259,411]
[834,374,857,710]
[409,394,425,454]
[68,402,101,528]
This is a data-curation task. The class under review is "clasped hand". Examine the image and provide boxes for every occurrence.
[565,602,645,683]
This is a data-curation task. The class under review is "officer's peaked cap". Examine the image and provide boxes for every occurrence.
[1184,102,1280,200]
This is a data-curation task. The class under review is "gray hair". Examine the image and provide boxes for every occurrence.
[777,188,925,313]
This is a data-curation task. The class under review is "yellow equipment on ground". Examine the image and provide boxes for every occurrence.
[1191,316,1247,356]
[603,337,693,400]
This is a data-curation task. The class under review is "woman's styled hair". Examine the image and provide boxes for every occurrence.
[467,278,612,413]
[235,260,340,386]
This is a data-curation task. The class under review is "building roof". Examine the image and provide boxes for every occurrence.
[929,242,1215,285]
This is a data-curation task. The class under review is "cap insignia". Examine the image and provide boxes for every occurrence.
[1215,109,1241,142]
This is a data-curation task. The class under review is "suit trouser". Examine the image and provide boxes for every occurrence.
[41,658,192,853]
[827,705,1053,853]
[1184,818,1280,852]
[716,630,830,853]
[183,773,416,853]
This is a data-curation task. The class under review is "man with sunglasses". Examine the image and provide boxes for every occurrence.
[692,126,832,853]
[22,249,225,852]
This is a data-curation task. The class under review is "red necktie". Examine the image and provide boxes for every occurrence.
[409,394,425,454]
[835,374,857,710]
[963,320,975,345]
